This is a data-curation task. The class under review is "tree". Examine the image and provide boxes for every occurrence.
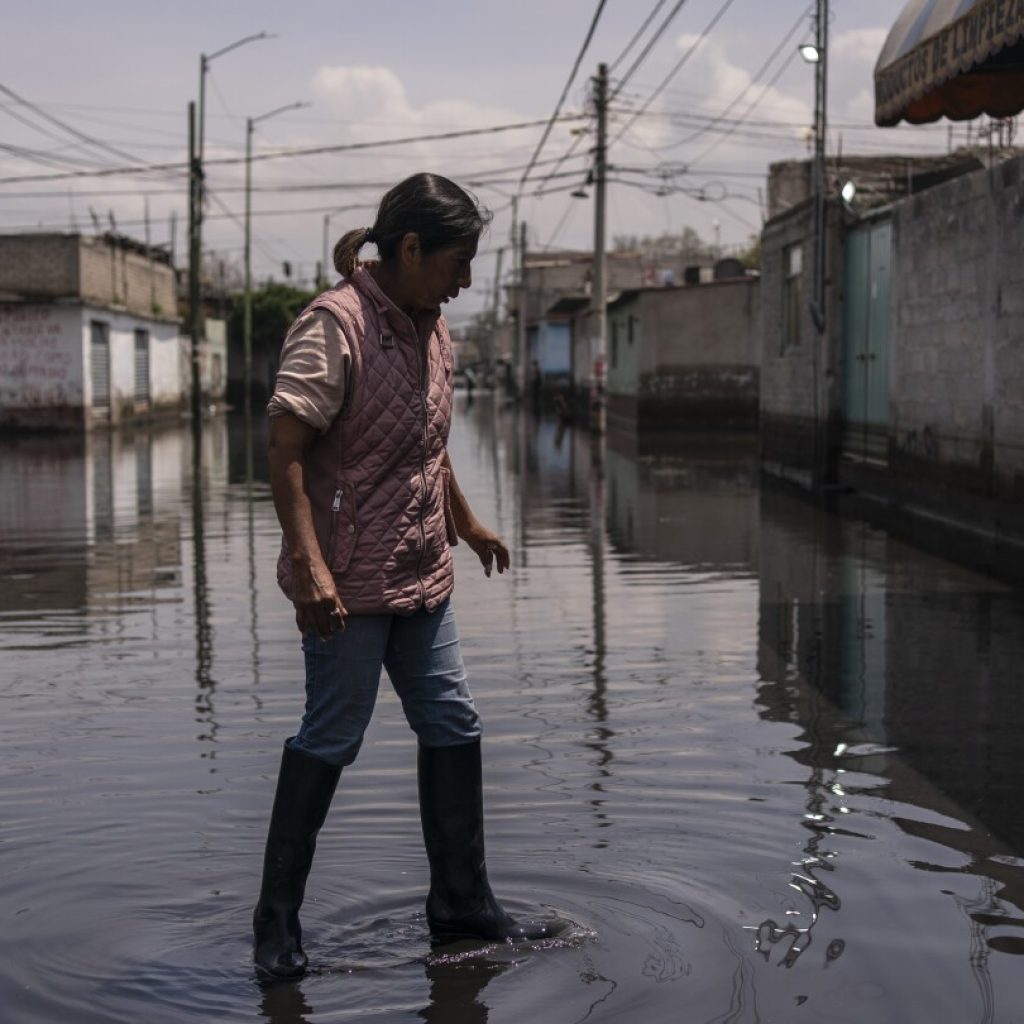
[612,227,715,264]
[736,233,762,271]
[226,281,317,403]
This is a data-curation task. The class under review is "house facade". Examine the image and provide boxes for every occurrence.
[0,233,192,430]
[605,275,761,435]
[760,150,1024,554]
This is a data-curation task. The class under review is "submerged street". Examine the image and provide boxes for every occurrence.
[2,397,1023,1023]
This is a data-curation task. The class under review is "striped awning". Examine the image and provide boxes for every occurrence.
[875,0,1024,125]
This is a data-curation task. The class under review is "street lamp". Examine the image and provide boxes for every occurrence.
[244,101,308,417]
[189,31,272,427]
[799,43,822,64]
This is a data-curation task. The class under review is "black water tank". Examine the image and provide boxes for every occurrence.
[683,265,701,285]
[713,258,745,280]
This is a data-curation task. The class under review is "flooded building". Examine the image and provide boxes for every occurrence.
[0,232,187,430]
[605,271,760,436]
[759,150,1024,559]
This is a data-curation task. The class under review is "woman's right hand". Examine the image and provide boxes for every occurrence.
[292,559,347,639]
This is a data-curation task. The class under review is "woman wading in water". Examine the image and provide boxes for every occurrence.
[253,173,563,979]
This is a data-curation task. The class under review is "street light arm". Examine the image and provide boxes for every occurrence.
[206,31,275,64]
[252,101,310,127]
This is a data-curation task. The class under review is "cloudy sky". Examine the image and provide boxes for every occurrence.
[1,0,959,321]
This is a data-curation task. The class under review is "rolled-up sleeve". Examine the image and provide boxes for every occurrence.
[267,310,351,432]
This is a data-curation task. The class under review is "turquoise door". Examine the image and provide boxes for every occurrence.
[842,220,892,460]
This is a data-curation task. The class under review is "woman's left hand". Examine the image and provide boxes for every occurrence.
[463,524,510,578]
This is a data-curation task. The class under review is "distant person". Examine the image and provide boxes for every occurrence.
[254,173,563,980]
[530,359,542,412]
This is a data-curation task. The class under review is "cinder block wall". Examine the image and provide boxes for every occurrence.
[889,154,1024,501]
[0,234,79,299]
[759,202,844,484]
[79,237,177,319]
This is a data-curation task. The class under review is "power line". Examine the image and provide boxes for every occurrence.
[611,0,739,146]
[0,82,142,165]
[649,4,813,151]
[610,0,690,101]
[688,49,802,167]
[610,0,670,72]
[518,0,608,189]
[0,115,584,186]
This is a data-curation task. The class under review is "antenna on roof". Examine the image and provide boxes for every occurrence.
[89,207,101,234]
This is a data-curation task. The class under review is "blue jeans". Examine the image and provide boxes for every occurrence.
[287,597,481,767]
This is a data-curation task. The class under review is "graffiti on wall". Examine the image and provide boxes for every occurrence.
[0,307,78,406]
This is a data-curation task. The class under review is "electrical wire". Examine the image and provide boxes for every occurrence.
[609,0,670,72]
[610,0,690,101]
[0,115,585,186]
[652,3,813,152]
[518,0,607,189]
[688,48,802,167]
[611,0,739,146]
[0,82,142,165]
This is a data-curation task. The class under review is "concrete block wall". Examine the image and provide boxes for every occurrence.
[79,237,177,320]
[889,154,1024,501]
[0,234,177,321]
[759,201,845,483]
[607,278,761,430]
[0,234,79,300]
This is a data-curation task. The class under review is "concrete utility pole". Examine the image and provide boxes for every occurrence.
[811,0,829,335]
[187,101,202,428]
[490,246,505,371]
[591,62,609,434]
[517,219,528,400]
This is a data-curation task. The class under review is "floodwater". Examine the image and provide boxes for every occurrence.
[2,396,1024,1024]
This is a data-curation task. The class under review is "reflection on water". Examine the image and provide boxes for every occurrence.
[2,398,1024,1022]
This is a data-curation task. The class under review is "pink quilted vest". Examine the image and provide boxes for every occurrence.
[276,266,458,615]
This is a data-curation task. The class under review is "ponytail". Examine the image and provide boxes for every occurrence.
[333,227,375,277]
[331,173,490,282]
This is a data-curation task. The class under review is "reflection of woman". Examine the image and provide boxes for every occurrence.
[253,174,558,980]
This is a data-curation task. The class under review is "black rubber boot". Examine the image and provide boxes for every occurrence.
[417,739,563,944]
[253,741,341,979]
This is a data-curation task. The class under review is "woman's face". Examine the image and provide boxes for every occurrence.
[406,235,478,311]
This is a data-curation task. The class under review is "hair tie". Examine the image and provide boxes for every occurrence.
[364,227,376,244]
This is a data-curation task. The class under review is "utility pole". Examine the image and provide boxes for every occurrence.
[809,0,829,486]
[187,101,202,429]
[517,219,528,401]
[811,0,828,335]
[490,246,505,372]
[591,62,608,434]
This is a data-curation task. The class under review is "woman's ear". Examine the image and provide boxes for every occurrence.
[397,231,421,268]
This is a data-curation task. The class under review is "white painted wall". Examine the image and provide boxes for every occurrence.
[80,306,182,423]
[0,304,85,415]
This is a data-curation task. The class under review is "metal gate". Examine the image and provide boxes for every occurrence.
[90,320,111,416]
[841,218,892,461]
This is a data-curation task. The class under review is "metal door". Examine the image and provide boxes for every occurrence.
[841,219,892,460]
[134,328,150,405]
[90,320,110,416]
